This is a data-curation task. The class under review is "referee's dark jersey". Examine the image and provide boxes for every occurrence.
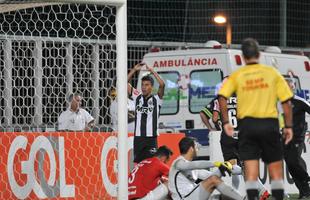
[201,98,218,119]
[291,95,310,141]
[201,97,238,130]
[131,88,162,137]
[222,96,238,129]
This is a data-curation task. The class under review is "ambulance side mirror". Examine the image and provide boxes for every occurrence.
[158,122,165,129]
[186,120,194,129]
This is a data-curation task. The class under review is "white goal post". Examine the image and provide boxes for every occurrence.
[114,1,128,200]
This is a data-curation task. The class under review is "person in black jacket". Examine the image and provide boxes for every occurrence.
[284,79,310,199]
[200,97,221,131]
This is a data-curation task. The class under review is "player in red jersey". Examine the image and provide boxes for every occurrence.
[128,146,173,200]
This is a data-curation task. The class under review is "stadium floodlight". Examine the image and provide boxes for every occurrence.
[213,15,227,24]
[213,15,232,48]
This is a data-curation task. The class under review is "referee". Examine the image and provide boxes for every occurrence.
[284,79,310,199]
[127,63,165,163]
[218,38,293,200]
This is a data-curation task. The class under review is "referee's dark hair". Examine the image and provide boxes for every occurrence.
[179,137,197,154]
[155,145,173,158]
[241,38,260,59]
[142,75,154,86]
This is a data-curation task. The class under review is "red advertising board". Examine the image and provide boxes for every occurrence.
[0,132,184,199]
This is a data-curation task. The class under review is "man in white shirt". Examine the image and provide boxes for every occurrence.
[109,87,135,132]
[58,93,94,131]
[168,136,245,200]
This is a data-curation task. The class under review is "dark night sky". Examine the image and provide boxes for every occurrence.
[0,1,309,47]
[128,0,310,47]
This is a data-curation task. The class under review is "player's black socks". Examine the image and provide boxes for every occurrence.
[271,180,284,200]
[245,181,259,200]
[246,189,259,200]
[271,189,284,200]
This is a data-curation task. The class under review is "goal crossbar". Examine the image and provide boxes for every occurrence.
[0,0,126,7]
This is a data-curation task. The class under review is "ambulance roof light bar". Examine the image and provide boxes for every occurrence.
[305,61,310,72]
[204,40,222,49]
[264,46,282,54]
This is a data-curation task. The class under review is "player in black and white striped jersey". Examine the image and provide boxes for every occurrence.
[128,63,165,163]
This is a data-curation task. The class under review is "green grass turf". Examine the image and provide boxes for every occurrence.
[267,194,300,199]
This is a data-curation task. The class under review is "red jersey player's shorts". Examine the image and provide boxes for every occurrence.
[128,157,169,199]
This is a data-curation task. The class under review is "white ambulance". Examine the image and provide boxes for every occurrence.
[138,42,310,134]
[137,42,310,193]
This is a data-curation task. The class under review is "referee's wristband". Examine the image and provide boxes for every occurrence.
[284,125,292,129]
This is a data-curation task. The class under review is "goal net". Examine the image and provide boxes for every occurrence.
[0,1,128,199]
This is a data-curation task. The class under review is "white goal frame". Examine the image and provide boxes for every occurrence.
[71,1,128,199]
[94,1,128,199]
[0,0,128,198]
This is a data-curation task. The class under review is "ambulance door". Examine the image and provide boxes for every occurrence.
[151,71,181,132]
[187,68,224,129]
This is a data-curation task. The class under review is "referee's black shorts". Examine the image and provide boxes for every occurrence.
[238,117,283,163]
[133,136,158,163]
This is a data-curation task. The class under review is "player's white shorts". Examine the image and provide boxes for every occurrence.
[138,183,168,200]
[182,184,210,200]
